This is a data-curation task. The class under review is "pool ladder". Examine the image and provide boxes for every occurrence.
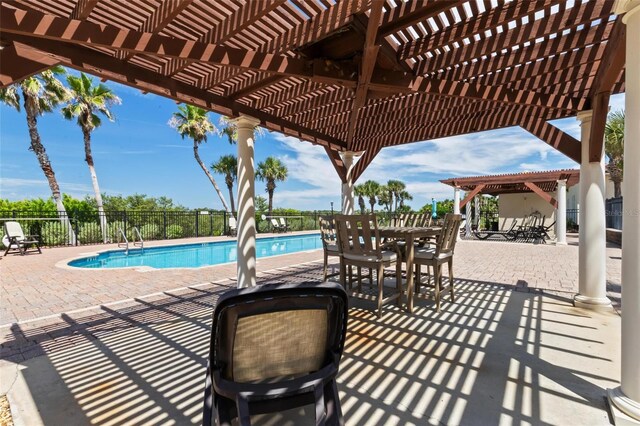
[117,226,144,255]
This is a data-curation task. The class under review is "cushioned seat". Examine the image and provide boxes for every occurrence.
[343,250,397,263]
[415,248,452,261]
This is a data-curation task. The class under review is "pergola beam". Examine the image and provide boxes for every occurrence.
[520,117,581,163]
[460,185,486,209]
[70,0,98,20]
[0,42,60,86]
[2,37,347,152]
[378,0,460,39]
[324,147,348,183]
[524,181,558,208]
[351,147,381,183]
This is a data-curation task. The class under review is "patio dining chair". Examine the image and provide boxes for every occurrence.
[413,213,462,312]
[334,214,402,318]
[3,221,42,256]
[319,215,341,281]
[202,282,348,426]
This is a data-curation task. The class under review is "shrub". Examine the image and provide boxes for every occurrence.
[107,220,128,242]
[78,222,102,244]
[40,222,68,246]
[166,224,183,239]
[139,223,162,240]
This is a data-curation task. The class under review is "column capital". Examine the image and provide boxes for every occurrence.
[576,110,593,124]
[232,115,261,129]
[557,179,567,187]
[616,0,640,21]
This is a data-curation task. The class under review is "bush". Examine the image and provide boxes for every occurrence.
[107,220,128,242]
[166,224,183,239]
[40,222,68,246]
[140,223,162,240]
[78,222,102,244]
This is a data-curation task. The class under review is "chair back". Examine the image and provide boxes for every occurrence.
[334,214,381,258]
[279,217,287,227]
[228,216,237,230]
[209,282,348,383]
[436,213,462,256]
[318,215,337,248]
[4,221,25,241]
[270,218,280,229]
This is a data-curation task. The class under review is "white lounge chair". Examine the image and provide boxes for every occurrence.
[228,216,237,237]
[3,221,42,256]
[279,217,290,232]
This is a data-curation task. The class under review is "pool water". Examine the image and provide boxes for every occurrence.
[68,233,323,269]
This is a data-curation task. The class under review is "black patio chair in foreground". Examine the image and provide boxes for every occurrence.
[203,282,348,426]
[3,221,42,255]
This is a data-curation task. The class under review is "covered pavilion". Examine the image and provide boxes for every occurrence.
[440,169,580,244]
[1,0,639,423]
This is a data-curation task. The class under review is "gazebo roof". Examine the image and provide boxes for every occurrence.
[440,168,580,196]
[0,1,626,182]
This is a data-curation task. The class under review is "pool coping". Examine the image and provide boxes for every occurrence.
[56,231,323,272]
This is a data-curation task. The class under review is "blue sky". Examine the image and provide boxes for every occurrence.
[0,70,625,211]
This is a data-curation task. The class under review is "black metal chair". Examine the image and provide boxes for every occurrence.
[203,282,348,426]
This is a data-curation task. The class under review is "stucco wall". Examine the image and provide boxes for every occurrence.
[498,193,557,236]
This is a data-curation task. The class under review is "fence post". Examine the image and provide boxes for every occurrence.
[223,211,227,236]
[195,211,199,237]
[12,210,17,218]
[163,211,167,239]
[123,211,128,241]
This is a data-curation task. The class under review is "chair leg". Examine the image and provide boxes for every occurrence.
[377,263,384,318]
[339,259,347,289]
[396,261,402,307]
[448,258,455,303]
[348,266,353,290]
[357,266,362,292]
[324,380,344,426]
[368,268,373,286]
[434,263,441,312]
[415,264,421,294]
[323,251,329,281]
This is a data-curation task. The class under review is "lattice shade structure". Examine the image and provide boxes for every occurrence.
[440,169,580,196]
[0,0,626,183]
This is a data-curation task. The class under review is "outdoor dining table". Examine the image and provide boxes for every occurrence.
[378,226,442,313]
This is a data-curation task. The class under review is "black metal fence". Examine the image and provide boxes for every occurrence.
[566,209,579,231]
[0,210,330,247]
[606,197,623,230]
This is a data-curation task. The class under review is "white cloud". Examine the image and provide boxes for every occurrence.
[0,177,113,200]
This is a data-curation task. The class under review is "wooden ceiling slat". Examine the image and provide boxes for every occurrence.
[70,0,97,19]
[414,0,613,76]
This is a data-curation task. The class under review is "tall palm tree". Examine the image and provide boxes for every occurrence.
[377,185,393,213]
[211,155,238,216]
[169,104,231,213]
[1,67,75,243]
[63,72,120,243]
[361,180,380,213]
[604,110,625,198]
[354,184,367,214]
[397,190,413,209]
[217,115,264,144]
[256,156,288,217]
[386,179,406,213]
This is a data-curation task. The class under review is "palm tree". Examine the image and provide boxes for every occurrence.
[63,73,120,243]
[0,67,75,243]
[211,155,238,216]
[386,179,406,213]
[377,185,392,213]
[604,110,624,198]
[397,190,413,209]
[169,104,231,213]
[361,180,380,213]
[217,115,264,144]
[256,156,288,217]
[354,184,367,214]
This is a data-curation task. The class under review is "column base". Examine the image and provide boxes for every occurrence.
[555,240,567,246]
[608,387,640,425]
[573,294,612,310]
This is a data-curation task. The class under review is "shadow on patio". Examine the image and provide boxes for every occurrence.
[0,265,620,425]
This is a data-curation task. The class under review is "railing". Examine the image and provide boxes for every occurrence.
[606,197,623,230]
[566,209,579,231]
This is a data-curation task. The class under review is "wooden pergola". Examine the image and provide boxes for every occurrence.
[0,0,626,182]
[441,169,580,209]
[2,2,640,420]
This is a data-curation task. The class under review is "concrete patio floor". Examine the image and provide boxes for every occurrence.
[0,235,623,425]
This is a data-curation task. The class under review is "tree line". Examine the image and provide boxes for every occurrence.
[1,68,289,244]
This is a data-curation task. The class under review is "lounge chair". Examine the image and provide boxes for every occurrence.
[335,214,402,318]
[227,216,237,237]
[270,218,284,233]
[279,217,290,232]
[413,213,462,312]
[202,282,348,426]
[3,221,42,256]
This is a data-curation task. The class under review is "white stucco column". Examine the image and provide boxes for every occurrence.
[574,110,611,310]
[235,115,260,288]
[556,179,567,245]
[341,151,356,214]
[608,1,640,423]
[453,187,461,214]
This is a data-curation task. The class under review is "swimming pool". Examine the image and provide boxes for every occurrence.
[68,233,323,269]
